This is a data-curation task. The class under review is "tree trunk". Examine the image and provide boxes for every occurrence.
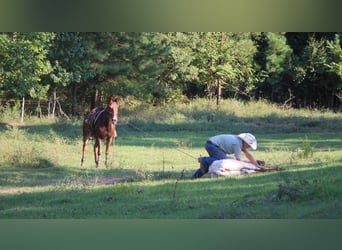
[48,98,51,117]
[91,88,99,109]
[216,32,225,106]
[52,88,57,117]
[304,93,307,108]
[216,79,222,105]
[330,89,335,109]
[37,99,42,118]
[20,96,25,123]
[208,82,214,105]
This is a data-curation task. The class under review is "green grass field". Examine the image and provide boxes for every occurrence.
[0,99,341,218]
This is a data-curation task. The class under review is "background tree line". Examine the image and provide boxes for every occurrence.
[0,32,341,121]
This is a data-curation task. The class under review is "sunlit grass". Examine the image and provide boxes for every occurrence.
[0,98,341,218]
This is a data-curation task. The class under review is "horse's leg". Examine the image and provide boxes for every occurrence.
[81,137,89,167]
[81,121,90,167]
[105,136,113,168]
[94,138,101,168]
[112,128,117,147]
[95,138,102,168]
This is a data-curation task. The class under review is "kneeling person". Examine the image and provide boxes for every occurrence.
[192,133,265,178]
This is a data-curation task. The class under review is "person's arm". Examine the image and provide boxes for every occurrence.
[242,150,266,169]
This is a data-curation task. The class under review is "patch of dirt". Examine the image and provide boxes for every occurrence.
[0,176,135,195]
[0,122,24,127]
[57,175,134,186]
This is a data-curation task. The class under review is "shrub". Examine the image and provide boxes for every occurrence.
[0,103,20,122]
[7,145,54,168]
[300,136,314,159]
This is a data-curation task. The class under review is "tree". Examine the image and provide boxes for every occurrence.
[286,32,341,109]
[1,32,340,118]
[262,32,293,102]
[0,32,54,122]
[48,32,94,116]
[325,33,342,108]
[193,32,258,104]
[293,36,329,107]
[157,32,199,102]
[225,33,258,99]
[79,32,170,106]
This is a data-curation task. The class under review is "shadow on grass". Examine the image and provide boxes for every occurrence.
[1,162,341,218]
[14,104,342,147]
[121,108,342,135]
[0,163,139,189]
[19,119,82,144]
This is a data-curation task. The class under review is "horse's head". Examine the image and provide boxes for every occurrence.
[107,96,121,139]
[108,96,121,124]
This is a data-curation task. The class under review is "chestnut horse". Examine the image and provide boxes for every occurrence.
[81,96,121,168]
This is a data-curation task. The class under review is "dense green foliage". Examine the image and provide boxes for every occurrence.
[0,32,341,121]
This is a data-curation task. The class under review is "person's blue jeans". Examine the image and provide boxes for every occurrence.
[192,141,230,178]
[205,141,229,159]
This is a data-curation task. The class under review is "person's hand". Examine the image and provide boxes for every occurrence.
[256,160,265,166]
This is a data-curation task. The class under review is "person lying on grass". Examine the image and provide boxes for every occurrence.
[192,133,267,178]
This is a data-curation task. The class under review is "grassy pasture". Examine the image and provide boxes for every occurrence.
[0,99,341,218]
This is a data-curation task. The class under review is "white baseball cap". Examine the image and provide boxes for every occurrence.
[238,133,257,150]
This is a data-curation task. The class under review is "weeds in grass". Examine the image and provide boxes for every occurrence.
[0,102,20,122]
[2,126,26,140]
[273,182,304,201]
[135,169,155,181]
[166,112,188,124]
[172,169,185,200]
[299,136,314,159]
[7,145,55,168]
[288,136,314,162]
[122,98,342,133]
[272,178,327,202]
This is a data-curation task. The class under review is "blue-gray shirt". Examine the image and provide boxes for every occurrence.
[208,134,244,159]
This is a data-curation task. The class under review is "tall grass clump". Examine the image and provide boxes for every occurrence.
[0,103,20,122]
[120,98,342,134]
[298,136,314,159]
[0,125,58,168]
[7,144,55,168]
